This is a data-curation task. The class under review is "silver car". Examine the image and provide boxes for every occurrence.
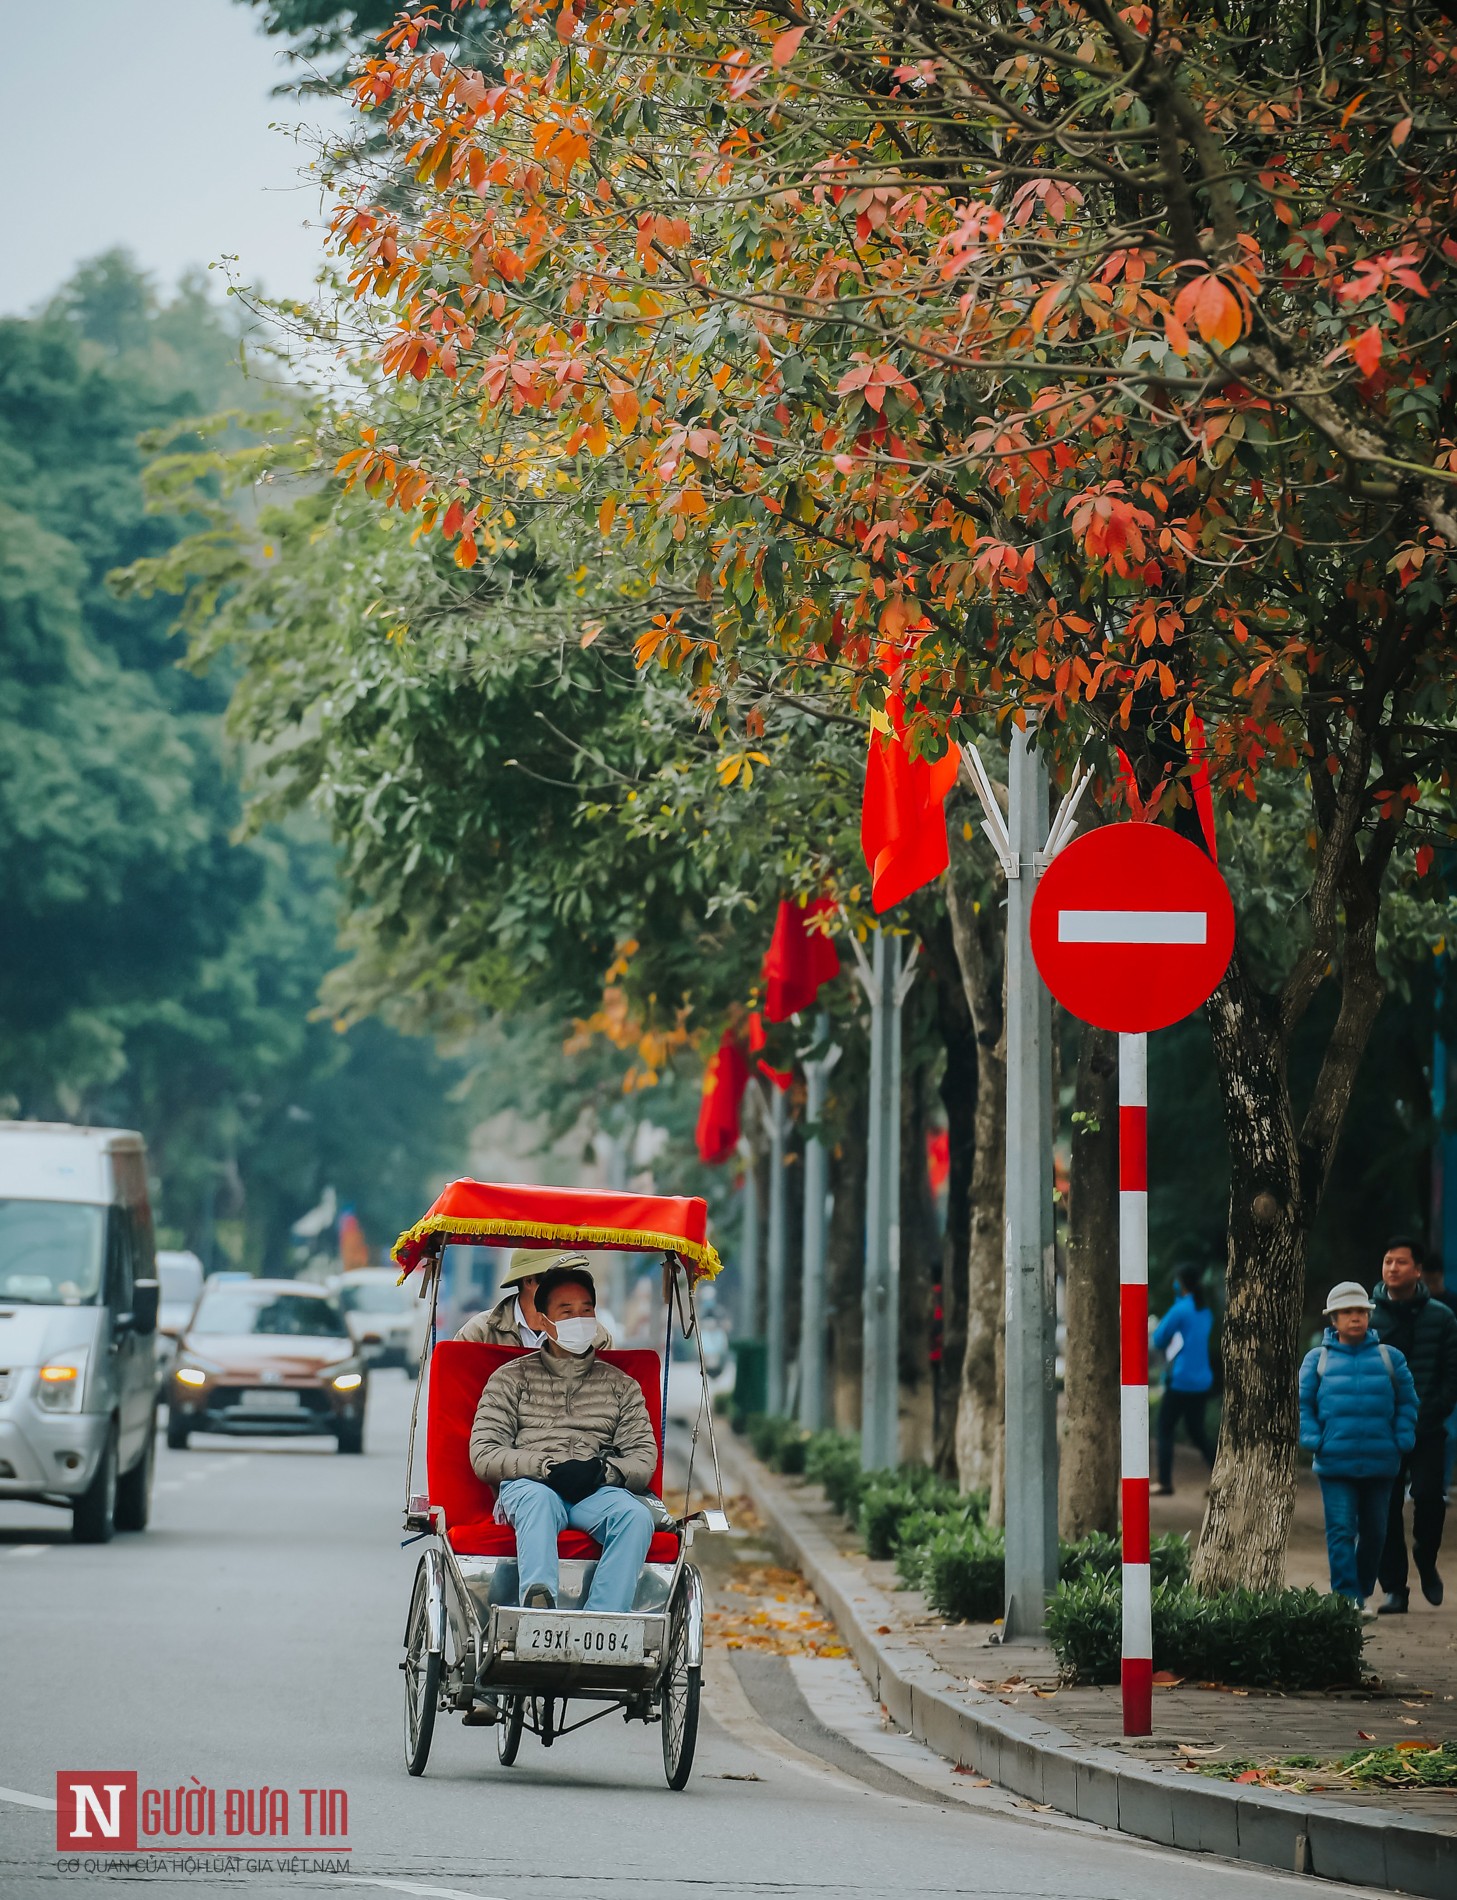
[0,1123,160,1542]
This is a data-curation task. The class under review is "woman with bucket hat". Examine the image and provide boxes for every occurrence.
[1299,1281,1418,1612]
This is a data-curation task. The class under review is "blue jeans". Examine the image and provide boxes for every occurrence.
[1318,1475,1394,1603]
[496,1478,654,1613]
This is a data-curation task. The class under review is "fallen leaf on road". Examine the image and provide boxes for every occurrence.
[952,1765,990,1783]
[876,1624,892,1634]
[1356,1731,1375,1741]
[716,1772,763,1781]
[1234,1770,1267,1784]
[1400,1717,1419,1726]
[1152,1671,1184,1686]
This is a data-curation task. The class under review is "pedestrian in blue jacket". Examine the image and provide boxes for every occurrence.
[1300,1281,1418,1610]
[1152,1266,1216,1494]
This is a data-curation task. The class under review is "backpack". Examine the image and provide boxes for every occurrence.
[1314,1342,1399,1391]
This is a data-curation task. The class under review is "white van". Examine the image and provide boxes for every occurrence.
[0,1123,160,1541]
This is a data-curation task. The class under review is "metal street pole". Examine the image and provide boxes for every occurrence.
[765,1082,790,1416]
[1001,724,1060,1639]
[798,1014,840,1433]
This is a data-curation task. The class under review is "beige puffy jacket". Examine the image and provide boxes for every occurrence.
[469,1344,657,1492]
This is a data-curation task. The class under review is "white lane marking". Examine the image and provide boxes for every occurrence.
[338,1880,505,1900]
[1058,908,1206,945]
[0,1785,56,1810]
[5,1544,48,1559]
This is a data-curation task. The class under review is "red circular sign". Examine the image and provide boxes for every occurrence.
[1029,825,1234,1033]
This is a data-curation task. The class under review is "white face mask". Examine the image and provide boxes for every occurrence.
[551,1316,597,1356]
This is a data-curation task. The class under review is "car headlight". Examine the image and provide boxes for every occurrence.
[36,1348,89,1414]
[174,1367,208,1387]
[332,1371,363,1391]
[174,1354,223,1387]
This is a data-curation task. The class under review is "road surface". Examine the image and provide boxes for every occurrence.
[0,1372,1379,1900]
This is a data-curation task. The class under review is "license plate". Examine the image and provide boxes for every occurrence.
[516,1613,644,1665]
[238,1389,301,1411]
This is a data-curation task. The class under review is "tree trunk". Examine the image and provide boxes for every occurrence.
[928,917,978,1480]
[1190,949,1305,1590]
[826,1049,868,1434]
[1059,1022,1120,1539]
[944,814,1006,1511]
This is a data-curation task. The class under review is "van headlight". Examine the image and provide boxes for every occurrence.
[332,1370,363,1391]
[36,1349,89,1414]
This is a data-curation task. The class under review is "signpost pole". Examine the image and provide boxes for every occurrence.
[1003,725,1059,1639]
[765,1081,790,1416]
[1119,1031,1153,1737]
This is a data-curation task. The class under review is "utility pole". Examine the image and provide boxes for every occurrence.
[849,927,919,1471]
[764,1081,790,1415]
[962,730,1091,1639]
[798,1014,840,1433]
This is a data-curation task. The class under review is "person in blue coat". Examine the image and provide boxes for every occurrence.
[1152,1266,1216,1494]
[1300,1281,1419,1609]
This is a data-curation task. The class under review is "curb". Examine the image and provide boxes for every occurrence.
[722,1439,1455,1898]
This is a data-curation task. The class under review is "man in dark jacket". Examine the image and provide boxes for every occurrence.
[1371,1236,1457,1612]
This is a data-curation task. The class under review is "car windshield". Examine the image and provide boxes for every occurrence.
[0,1200,106,1305]
[191,1291,349,1338]
[336,1283,408,1315]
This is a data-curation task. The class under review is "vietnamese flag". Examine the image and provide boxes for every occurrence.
[763,897,841,1022]
[695,1032,750,1164]
[747,1011,793,1092]
[860,694,961,913]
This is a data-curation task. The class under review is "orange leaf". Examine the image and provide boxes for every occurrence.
[556,4,579,40]
[454,535,479,569]
[771,25,807,66]
[1340,90,1367,129]
[1173,275,1245,351]
[1392,115,1413,149]
[1348,325,1383,377]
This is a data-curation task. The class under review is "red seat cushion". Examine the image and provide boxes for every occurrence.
[426,1340,673,1562]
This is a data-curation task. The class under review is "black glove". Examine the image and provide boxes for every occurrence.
[545,1456,607,1504]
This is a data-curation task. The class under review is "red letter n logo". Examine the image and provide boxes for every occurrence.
[56,1772,138,1852]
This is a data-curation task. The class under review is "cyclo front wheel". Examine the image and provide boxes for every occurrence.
[496,1695,525,1766]
[661,1567,702,1791]
[403,1557,442,1776]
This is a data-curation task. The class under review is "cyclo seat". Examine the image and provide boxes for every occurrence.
[425,1340,679,1563]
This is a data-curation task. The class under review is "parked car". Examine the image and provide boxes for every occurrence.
[166,1279,367,1452]
[330,1267,430,1369]
[0,1122,160,1542]
[153,1249,204,1370]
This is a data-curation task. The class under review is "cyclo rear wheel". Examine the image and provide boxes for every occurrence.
[403,1558,442,1776]
[661,1567,702,1791]
[496,1695,525,1766]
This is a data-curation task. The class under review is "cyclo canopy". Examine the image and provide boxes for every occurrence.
[392,1179,723,1283]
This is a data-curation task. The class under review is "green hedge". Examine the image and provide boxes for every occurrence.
[903,1526,1191,1622]
[1045,1574,1364,1690]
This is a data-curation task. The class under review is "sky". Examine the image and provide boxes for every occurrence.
[0,0,352,317]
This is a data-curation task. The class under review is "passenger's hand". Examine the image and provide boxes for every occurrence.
[545,1456,606,1504]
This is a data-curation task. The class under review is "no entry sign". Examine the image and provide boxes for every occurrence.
[1029,824,1234,1033]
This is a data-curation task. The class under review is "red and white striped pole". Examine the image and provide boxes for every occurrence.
[1119,1030,1152,1737]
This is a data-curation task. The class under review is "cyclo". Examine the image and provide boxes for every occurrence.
[392,1180,729,1790]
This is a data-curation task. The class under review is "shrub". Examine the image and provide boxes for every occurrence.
[1059,1530,1191,1591]
[921,1523,1007,1622]
[856,1468,972,1558]
[1046,1577,1365,1690]
[745,1413,809,1474]
[804,1431,868,1517]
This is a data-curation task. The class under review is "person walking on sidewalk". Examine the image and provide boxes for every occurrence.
[1151,1266,1216,1496]
[1420,1256,1457,1495]
[1370,1236,1457,1612]
[1300,1283,1418,1612]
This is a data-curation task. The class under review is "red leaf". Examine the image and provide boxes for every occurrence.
[772,25,806,66]
[1416,844,1435,877]
[1392,115,1413,149]
[1348,326,1383,378]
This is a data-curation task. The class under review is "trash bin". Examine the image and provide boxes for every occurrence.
[731,1337,767,1429]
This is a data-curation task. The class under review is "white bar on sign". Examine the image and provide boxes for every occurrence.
[1122,1562,1152,1655]
[1120,1387,1150,1479]
[1059,909,1206,944]
[1119,1191,1148,1284]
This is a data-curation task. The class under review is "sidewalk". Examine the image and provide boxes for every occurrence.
[721,1435,1456,1896]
